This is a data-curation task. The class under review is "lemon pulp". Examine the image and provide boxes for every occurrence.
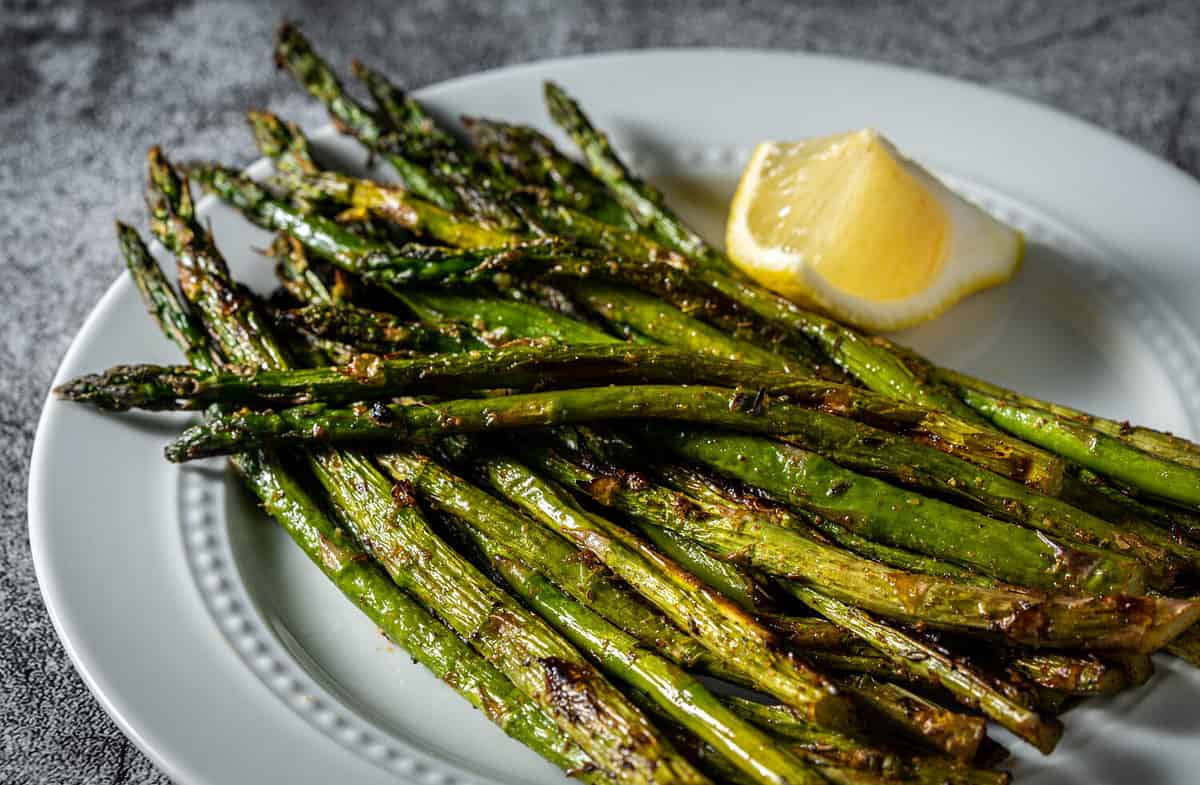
[727,129,1022,331]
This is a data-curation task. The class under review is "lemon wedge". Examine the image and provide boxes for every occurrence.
[726,130,1023,331]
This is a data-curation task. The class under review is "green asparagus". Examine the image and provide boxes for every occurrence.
[451,516,828,785]
[788,588,1063,753]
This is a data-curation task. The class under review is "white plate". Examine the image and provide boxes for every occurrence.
[29,49,1200,785]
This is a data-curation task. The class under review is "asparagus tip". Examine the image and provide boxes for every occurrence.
[274,20,304,70]
[246,110,287,158]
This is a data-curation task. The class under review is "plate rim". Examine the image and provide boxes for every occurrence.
[28,45,1200,785]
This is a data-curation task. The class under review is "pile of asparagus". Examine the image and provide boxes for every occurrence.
[58,23,1200,785]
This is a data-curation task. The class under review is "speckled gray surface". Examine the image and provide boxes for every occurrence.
[3,1,1199,782]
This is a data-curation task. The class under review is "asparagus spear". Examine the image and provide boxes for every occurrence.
[349,60,454,148]
[148,148,704,785]
[401,288,619,344]
[657,462,995,584]
[625,519,769,614]
[246,111,321,180]
[723,699,1010,785]
[267,236,371,365]
[1062,467,1200,544]
[929,364,1200,470]
[784,619,1129,696]
[718,698,897,773]
[270,231,340,303]
[542,426,774,614]
[646,715,899,785]
[756,432,1189,584]
[1166,625,1200,667]
[56,344,795,411]
[839,676,987,764]
[787,588,1063,753]
[146,157,290,371]
[958,386,1200,508]
[376,451,854,728]
[252,113,444,254]
[447,515,828,785]
[701,416,1184,581]
[116,224,218,369]
[727,698,998,784]
[1004,652,1129,695]
[795,636,1128,698]
[565,280,794,369]
[278,302,473,354]
[882,336,1200,508]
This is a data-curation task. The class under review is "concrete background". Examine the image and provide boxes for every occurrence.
[2,1,1198,782]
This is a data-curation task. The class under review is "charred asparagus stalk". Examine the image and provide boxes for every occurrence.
[56,344,795,411]
[278,302,473,354]
[923,362,1200,471]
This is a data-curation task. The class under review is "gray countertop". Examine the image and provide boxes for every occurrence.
[3,1,1198,782]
